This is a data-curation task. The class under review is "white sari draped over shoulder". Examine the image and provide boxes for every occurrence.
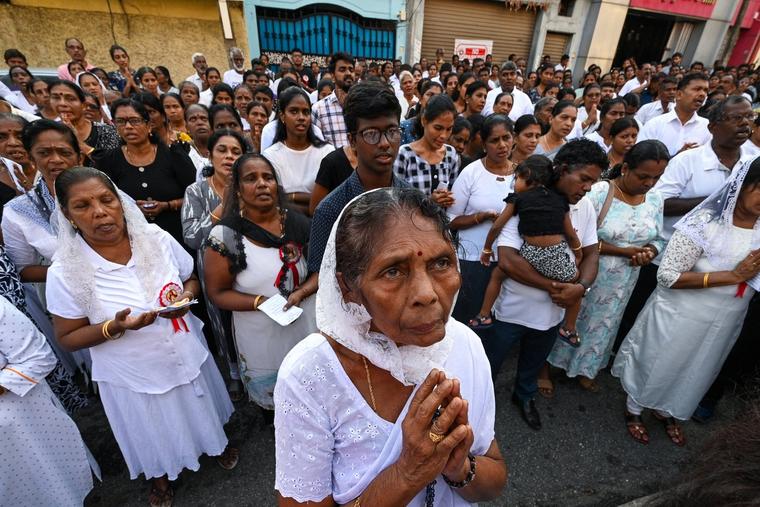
[274,188,496,505]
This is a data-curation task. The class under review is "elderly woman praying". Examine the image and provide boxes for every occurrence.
[274,187,507,506]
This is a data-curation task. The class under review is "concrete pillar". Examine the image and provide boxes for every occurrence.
[690,0,736,66]
[405,0,425,64]
[242,0,260,58]
[574,0,629,72]
[529,10,549,71]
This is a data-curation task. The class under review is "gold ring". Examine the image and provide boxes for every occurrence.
[429,431,445,444]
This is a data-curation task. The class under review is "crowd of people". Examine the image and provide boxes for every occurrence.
[1,37,759,507]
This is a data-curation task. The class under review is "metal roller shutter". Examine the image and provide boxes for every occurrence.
[421,0,537,62]
[542,32,571,63]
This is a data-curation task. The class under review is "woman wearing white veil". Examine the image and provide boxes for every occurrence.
[613,155,760,446]
[44,166,238,506]
[274,187,506,506]
[75,71,112,122]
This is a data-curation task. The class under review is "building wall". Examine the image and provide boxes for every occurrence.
[242,0,405,60]
[528,0,592,72]
[575,0,630,74]
[0,0,248,82]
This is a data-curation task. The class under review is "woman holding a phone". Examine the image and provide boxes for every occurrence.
[93,98,196,247]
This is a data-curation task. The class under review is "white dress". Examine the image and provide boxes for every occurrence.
[207,225,318,409]
[612,228,755,420]
[46,229,233,480]
[0,298,96,507]
[274,320,495,505]
[262,141,335,194]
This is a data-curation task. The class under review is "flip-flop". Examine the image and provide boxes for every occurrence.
[148,484,174,507]
[468,314,494,330]
[653,413,686,447]
[558,327,581,348]
[625,411,649,445]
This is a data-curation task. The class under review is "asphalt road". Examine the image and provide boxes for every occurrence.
[79,353,735,507]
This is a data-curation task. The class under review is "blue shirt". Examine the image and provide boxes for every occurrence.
[307,171,409,273]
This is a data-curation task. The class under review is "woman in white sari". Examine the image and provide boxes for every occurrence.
[613,156,760,446]
[274,187,507,506]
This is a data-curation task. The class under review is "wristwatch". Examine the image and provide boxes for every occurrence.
[578,280,591,297]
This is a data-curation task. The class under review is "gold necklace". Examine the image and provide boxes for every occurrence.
[613,180,643,205]
[209,175,224,202]
[361,356,378,411]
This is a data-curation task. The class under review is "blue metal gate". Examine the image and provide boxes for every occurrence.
[257,5,396,62]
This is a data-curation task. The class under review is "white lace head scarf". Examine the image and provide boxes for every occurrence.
[52,172,168,323]
[316,188,458,386]
[75,71,112,121]
[674,156,760,270]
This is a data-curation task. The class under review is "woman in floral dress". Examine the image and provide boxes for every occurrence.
[545,140,669,392]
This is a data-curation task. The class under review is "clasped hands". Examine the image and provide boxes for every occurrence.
[396,369,474,490]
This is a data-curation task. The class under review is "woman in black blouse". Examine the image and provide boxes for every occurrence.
[49,80,120,165]
[93,98,195,246]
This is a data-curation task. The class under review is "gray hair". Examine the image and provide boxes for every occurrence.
[501,61,517,72]
[335,188,458,287]
[228,47,243,58]
[534,96,556,114]
[191,52,205,63]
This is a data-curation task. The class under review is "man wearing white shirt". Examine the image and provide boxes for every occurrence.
[483,61,533,120]
[616,96,753,344]
[222,47,246,88]
[635,76,677,125]
[554,54,570,72]
[185,53,208,91]
[619,63,652,97]
[638,73,710,156]
[490,139,608,430]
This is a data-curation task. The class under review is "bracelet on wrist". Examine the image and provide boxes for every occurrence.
[703,272,710,289]
[443,453,476,488]
[481,248,493,255]
[253,294,263,310]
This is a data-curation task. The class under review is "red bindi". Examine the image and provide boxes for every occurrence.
[417,251,423,256]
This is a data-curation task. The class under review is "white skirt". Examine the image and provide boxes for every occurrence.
[98,356,234,480]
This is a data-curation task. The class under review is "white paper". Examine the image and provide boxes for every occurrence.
[257,294,303,326]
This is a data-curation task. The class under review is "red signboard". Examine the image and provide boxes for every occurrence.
[628,0,716,20]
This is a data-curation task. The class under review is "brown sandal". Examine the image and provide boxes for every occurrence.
[537,378,555,399]
[625,411,649,445]
[148,483,174,507]
[653,413,686,447]
[217,445,240,470]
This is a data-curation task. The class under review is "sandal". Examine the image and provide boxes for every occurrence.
[148,483,174,507]
[227,379,245,403]
[558,327,581,348]
[217,445,240,470]
[579,377,600,393]
[468,313,493,330]
[625,411,649,445]
[653,413,686,447]
[537,378,555,399]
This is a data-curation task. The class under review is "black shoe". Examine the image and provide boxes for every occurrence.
[511,392,541,430]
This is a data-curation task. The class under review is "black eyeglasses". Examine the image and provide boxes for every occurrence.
[114,117,146,127]
[356,127,401,145]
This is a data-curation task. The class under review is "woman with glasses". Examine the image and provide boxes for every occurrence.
[93,98,196,247]
[49,80,120,165]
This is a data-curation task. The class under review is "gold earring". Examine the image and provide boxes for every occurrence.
[69,220,78,231]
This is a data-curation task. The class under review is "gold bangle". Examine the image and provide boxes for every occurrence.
[253,294,263,310]
[482,248,493,255]
[474,214,480,224]
[598,240,603,253]
[102,320,112,339]
[572,244,582,251]
[210,212,220,221]
[703,272,710,289]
